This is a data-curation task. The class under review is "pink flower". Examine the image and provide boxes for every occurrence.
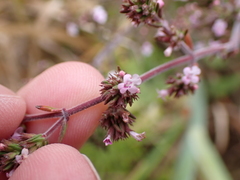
[103,135,113,146]
[157,89,169,100]
[157,0,165,8]
[212,19,227,37]
[118,74,142,94]
[15,148,29,164]
[156,29,166,37]
[0,143,6,150]
[11,127,24,140]
[182,65,201,85]
[129,131,146,141]
[119,70,126,77]
[92,5,108,24]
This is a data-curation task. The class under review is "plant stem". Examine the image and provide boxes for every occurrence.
[21,43,226,123]
[22,11,240,123]
[140,43,225,82]
[67,96,104,115]
[23,96,104,122]
[42,117,64,139]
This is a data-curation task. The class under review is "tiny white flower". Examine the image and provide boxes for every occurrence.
[129,131,146,141]
[164,46,173,57]
[15,148,29,164]
[157,89,169,100]
[157,0,165,8]
[156,30,166,37]
[66,22,79,37]
[118,74,142,94]
[92,6,108,24]
[182,65,201,85]
[212,19,228,37]
[103,135,113,146]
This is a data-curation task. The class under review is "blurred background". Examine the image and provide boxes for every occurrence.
[0,0,240,179]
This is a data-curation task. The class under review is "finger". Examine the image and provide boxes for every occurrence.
[0,85,26,139]
[10,144,100,180]
[17,62,106,148]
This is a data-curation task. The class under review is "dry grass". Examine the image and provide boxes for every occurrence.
[0,0,122,90]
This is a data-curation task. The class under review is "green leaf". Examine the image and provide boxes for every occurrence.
[58,119,67,142]
[174,82,232,180]
[125,122,184,180]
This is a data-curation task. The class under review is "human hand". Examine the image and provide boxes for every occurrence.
[0,61,105,180]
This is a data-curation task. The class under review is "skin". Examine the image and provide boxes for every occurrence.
[0,61,106,180]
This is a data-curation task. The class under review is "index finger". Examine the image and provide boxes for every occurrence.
[17,61,106,149]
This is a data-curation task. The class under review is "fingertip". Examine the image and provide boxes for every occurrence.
[17,61,106,148]
[11,144,100,180]
[17,61,104,110]
[0,85,26,139]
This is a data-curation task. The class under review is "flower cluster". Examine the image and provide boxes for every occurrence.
[171,1,237,46]
[100,68,141,107]
[120,0,190,57]
[120,0,164,26]
[101,107,136,145]
[157,65,201,99]
[182,66,201,85]
[100,68,145,145]
[0,127,48,177]
[155,24,188,57]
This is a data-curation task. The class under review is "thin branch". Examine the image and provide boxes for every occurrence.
[140,43,225,82]
[42,117,64,139]
[67,96,104,115]
[23,96,104,122]
[21,42,227,123]
[22,10,240,124]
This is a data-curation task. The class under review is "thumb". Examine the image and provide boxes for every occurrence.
[10,144,100,180]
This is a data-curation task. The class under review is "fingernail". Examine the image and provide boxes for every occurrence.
[82,154,101,180]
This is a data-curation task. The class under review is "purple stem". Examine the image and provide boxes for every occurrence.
[68,96,103,115]
[22,43,225,123]
[23,96,104,122]
[22,11,240,123]
[42,117,64,139]
[140,44,225,82]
